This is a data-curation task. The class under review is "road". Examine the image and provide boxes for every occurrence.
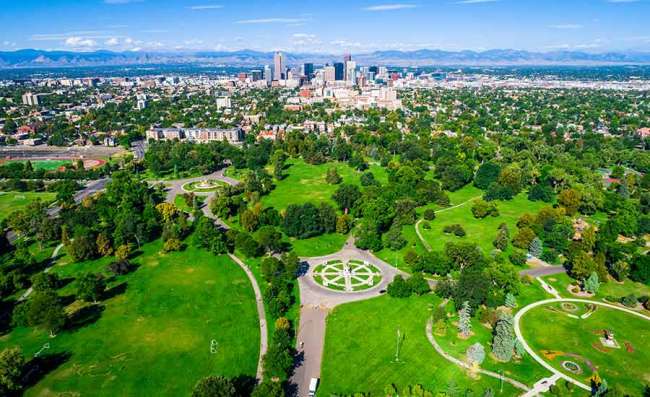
[291,235,408,397]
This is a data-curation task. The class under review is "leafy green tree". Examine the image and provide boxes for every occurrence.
[77,273,106,303]
[191,376,236,397]
[31,273,59,293]
[387,276,412,298]
[26,290,66,337]
[474,162,501,190]
[252,380,285,397]
[332,183,361,212]
[0,347,25,395]
[325,167,342,184]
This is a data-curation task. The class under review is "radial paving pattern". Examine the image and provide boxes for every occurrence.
[312,259,383,292]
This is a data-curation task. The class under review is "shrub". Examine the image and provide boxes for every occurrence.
[620,294,638,307]
[509,250,527,266]
[443,224,466,237]
[471,199,499,219]
[404,250,419,265]
[387,275,412,298]
[423,209,436,221]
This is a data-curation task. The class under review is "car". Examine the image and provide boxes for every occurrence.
[308,377,319,396]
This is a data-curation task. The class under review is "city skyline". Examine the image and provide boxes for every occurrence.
[1,0,650,54]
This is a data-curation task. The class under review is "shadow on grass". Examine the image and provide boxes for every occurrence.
[66,304,105,332]
[103,281,128,300]
[22,351,71,391]
[233,374,257,396]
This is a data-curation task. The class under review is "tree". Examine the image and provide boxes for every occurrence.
[423,209,436,221]
[466,342,485,366]
[26,290,66,337]
[96,232,113,257]
[191,376,236,397]
[332,183,361,212]
[387,275,412,298]
[252,380,285,397]
[257,225,283,253]
[471,199,498,219]
[492,312,515,362]
[162,238,183,253]
[505,293,517,308]
[0,347,25,395]
[239,209,259,232]
[407,273,430,295]
[31,273,59,293]
[77,273,106,303]
[458,301,472,337]
[493,225,509,251]
[583,272,600,294]
[474,162,501,190]
[336,214,352,234]
[115,244,132,262]
[325,167,342,184]
[558,188,582,216]
[528,237,543,258]
[570,251,597,280]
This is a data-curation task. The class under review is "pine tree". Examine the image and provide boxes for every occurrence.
[504,293,517,308]
[466,342,485,366]
[528,237,542,258]
[492,312,515,362]
[458,301,472,337]
[583,272,600,294]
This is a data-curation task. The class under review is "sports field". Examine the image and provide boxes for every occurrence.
[0,191,57,221]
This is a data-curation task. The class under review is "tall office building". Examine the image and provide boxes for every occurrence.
[303,63,314,81]
[323,65,336,82]
[334,62,345,81]
[22,92,40,106]
[273,51,284,81]
[345,60,356,84]
[343,53,352,63]
[264,65,272,85]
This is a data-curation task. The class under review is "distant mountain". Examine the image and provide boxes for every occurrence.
[1,48,650,69]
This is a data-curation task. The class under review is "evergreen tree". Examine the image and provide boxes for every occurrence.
[458,301,472,337]
[528,237,543,258]
[492,312,515,362]
[466,342,485,366]
[504,292,517,308]
[583,272,600,294]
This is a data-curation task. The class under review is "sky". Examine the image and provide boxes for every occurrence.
[1,0,649,54]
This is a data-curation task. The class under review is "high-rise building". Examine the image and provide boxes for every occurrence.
[273,52,284,81]
[345,61,356,84]
[343,53,352,63]
[251,70,263,81]
[323,66,336,82]
[21,92,40,106]
[264,65,272,85]
[303,63,314,80]
[334,62,345,81]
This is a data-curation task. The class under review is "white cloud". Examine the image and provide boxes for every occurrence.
[235,18,308,24]
[31,31,112,41]
[363,4,417,11]
[105,37,120,46]
[548,24,583,29]
[188,4,223,10]
[64,36,97,48]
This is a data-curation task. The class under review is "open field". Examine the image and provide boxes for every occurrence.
[0,240,260,396]
[542,273,650,301]
[521,301,650,395]
[319,295,518,396]
[418,189,547,256]
[0,191,57,221]
[260,158,388,212]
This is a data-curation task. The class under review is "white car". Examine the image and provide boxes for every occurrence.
[308,378,319,396]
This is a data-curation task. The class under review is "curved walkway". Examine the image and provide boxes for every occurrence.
[425,319,530,392]
[513,298,650,392]
[18,243,64,302]
[415,196,481,252]
[228,253,268,381]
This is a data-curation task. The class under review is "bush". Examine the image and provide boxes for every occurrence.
[423,209,436,221]
[421,221,431,230]
[620,294,638,307]
[387,276,413,298]
[443,224,466,237]
[506,251,525,267]
[528,184,554,202]
[404,250,419,265]
[471,199,499,219]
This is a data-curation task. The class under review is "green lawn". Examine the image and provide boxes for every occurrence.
[418,190,547,256]
[319,295,518,396]
[542,272,650,301]
[174,194,205,213]
[0,241,260,396]
[260,158,388,212]
[521,302,650,396]
[4,160,71,171]
[0,191,57,221]
[289,233,348,257]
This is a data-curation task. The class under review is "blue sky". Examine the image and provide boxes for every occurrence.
[1,0,649,53]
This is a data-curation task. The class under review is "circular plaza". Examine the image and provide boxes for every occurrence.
[311,259,383,293]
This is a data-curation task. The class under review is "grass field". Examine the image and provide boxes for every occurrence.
[3,159,71,171]
[521,302,650,395]
[0,240,260,396]
[0,191,57,221]
[260,158,388,212]
[542,273,650,301]
[319,295,518,396]
[418,189,547,256]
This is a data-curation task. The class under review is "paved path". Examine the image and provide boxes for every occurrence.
[425,319,531,392]
[292,235,408,397]
[18,243,64,302]
[513,298,650,392]
[228,253,268,381]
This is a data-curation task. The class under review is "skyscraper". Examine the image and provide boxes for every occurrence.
[345,61,356,84]
[303,63,314,81]
[273,52,284,81]
[334,62,344,81]
[264,65,272,85]
[323,66,336,82]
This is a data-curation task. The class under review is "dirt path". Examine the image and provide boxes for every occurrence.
[414,196,481,252]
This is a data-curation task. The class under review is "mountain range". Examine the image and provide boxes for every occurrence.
[2,49,650,68]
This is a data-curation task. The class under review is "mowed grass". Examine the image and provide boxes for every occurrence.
[4,159,71,171]
[0,241,260,396]
[261,158,388,212]
[319,295,518,396]
[542,272,650,301]
[521,302,650,395]
[0,192,57,221]
[419,189,547,255]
